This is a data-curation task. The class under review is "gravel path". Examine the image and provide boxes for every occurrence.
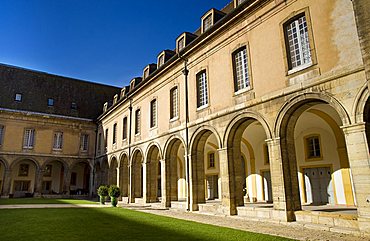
[120,204,369,241]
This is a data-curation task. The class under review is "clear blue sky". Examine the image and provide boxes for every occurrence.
[0,0,231,87]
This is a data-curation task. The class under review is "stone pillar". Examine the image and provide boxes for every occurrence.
[34,169,44,197]
[2,169,12,197]
[89,168,94,197]
[142,161,149,203]
[63,168,71,195]
[161,159,170,208]
[266,138,295,221]
[218,148,237,215]
[128,162,134,203]
[188,153,205,211]
[342,123,370,235]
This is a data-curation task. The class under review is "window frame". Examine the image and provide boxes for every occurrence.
[15,93,22,102]
[170,86,179,120]
[112,123,117,145]
[104,128,108,151]
[122,117,128,140]
[202,13,213,33]
[232,45,252,94]
[177,36,185,52]
[196,69,209,109]
[47,98,54,107]
[80,133,89,152]
[208,152,216,169]
[53,131,63,150]
[150,99,157,128]
[281,8,316,76]
[135,109,141,135]
[23,128,35,149]
[304,134,323,161]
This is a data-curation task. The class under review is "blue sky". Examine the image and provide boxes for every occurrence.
[0,0,231,87]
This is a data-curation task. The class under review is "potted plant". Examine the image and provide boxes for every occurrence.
[97,185,108,205]
[108,185,121,207]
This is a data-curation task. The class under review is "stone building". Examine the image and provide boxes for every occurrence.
[95,0,370,235]
[0,64,120,197]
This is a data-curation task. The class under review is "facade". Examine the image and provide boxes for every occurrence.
[0,64,121,197]
[95,0,370,235]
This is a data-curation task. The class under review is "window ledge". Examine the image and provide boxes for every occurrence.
[287,62,313,75]
[234,87,251,96]
[197,104,209,112]
[169,116,179,122]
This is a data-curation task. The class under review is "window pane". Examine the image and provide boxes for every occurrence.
[150,100,157,128]
[286,14,311,69]
[15,93,22,102]
[158,55,164,67]
[178,37,185,52]
[23,129,35,148]
[48,98,54,106]
[197,71,208,108]
[170,87,178,119]
[234,47,250,92]
[123,117,127,139]
[203,14,212,32]
[53,132,63,150]
[135,110,141,134]
[113,124,117,144]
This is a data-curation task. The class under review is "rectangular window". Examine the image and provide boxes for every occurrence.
[122,117,128,140]
[71,102,77,110]
[285,14,312,70]
[135,109,141,134]
[53,132,63,150]
[196,70,208,108]
[0,125,4,146]
[233,47,250,92]
[15,93,22,102]
[150,99,157,128]
[203,14,213,32]
[112,123,117,144]
[80,134,89,151]
[23,129,35,149]
[208,153,215,168]
[178,37,185,52]
[306,135,321,159]
[170,87,179,119]
[14,181,30,191]
[105,129,108,151]
[98,133,102,152]
[158,55,165,67]
[47,98,54,106]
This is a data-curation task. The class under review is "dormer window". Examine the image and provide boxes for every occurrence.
[71,102,77,110]
[176,33,197,53]
[203,14,213,32]
[47,98,54,106]
[201,9,226,34]
[15,93,22,102]
[144,68,149,79]
[113,94,118,104]
[234,0,247,8]
[157,50,175,68]
[158,55,165,67]
[130,77,143,91]
[177,36,185,52]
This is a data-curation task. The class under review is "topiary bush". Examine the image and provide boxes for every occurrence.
[97,185,109,205]
[108,185,121,207]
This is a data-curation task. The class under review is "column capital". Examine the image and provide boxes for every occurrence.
[341,122,366,134]
[265,137,281,145]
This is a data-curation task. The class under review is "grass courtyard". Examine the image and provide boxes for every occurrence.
[0,197,97,205]
[0,204,293,241]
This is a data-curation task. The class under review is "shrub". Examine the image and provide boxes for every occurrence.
[108,185,121,198]
[97,185,108,197]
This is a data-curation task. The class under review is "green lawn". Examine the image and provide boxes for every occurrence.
[0,207,294,241]
[0,198,97,205]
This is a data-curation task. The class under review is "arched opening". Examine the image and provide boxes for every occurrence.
[190,129,221,210]
[132,149,143,200]
[70,161,91,195]
[279,101,355,211]
[146,145,162,203]
[0,159,6,195]
[364,97,370,151]
[164,138,186,206]
[41,160,66,195]
[226,117,271,210]
[108,157,118,186]
[119,154,129,199]
[10,159,38,197]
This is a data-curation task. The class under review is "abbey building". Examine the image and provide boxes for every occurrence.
[1,0,370,236]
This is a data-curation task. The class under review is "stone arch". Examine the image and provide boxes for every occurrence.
[131,148,144,199]
[223,111,272,147]
[163,135,187,206]
[190,125,222,151]
[69,160,91,195]
[108,155,118,186]
[189,126,222,210]
[40,158,69,195]
[274,92,351,137]
[41,158,69,171]
[9,158,40,196]
[275,94,353,215]
[0,158,9,195]
[353,83,369,123]
[0,158,9,170]
[224,113,272,212]
[118,152,129,198]
[145,143,163,202]
[10,157,40,170]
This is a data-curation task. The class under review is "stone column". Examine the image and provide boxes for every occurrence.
[142,161,149,203]
[128,162,135,203]
[218,148,237,215]
[342,123,370,235]
[89,168,94,197]
[266,138,295,221]
[63,168,71,195]
[161,159,170,208]
[2,169,12,197]
[34,169,44,197]
[188,153,205,211]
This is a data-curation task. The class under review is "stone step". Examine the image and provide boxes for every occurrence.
[150,202,167,210]
[170,201,187,211]
[198,203,221,215]
[237,206,272,219]
[134,198,146,205]
[297,222,361,236]
[295,210,359,229]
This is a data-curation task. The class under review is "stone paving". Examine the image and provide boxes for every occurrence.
[0,203,368,241]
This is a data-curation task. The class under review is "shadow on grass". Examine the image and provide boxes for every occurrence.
[0,207,293,241]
